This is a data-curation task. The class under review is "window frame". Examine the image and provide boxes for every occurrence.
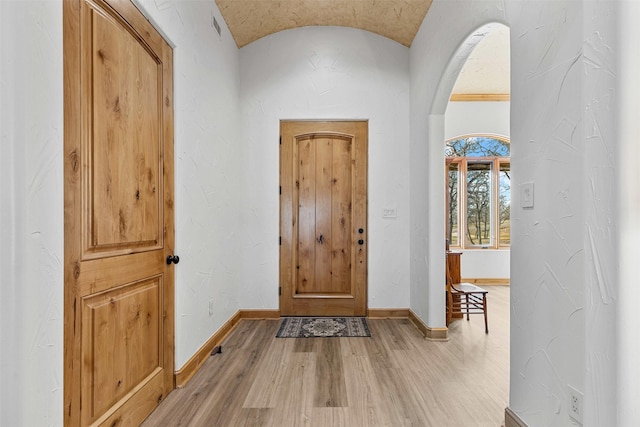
[445,135,510,250]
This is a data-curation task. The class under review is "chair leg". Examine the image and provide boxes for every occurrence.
[483,294,488,334]
[465,294,470,320]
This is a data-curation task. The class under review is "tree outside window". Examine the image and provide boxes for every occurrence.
[446,136,510,249]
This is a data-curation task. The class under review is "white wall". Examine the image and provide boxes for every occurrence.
[1,3,243,425]
[617,2,640,424]
[508,4,586,425]
[582,2,617,424]
[1,0,624,425]
[411,0,617,425]
[445,100,511,280]
[0,1,64,425]
[133,0,242,369]
[458,250,509,280]
[239,27,411,309]
[445,101,510,139]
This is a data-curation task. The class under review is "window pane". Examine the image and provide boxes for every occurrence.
[466,162,493,247]
[446,136,509,157]
[447,163,459,247]
[499,162,511,246]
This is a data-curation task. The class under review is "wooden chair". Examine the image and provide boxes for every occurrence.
[446,272,489,333]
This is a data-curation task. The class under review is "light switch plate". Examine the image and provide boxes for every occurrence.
[521,182,534,208]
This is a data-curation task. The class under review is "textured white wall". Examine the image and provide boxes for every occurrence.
[582,2,617,424]
[509,3,586,425]
[445,100,511,280]
[1,0,624,425]
[0,1,64,425]
[412,0,617,425]
[133,0,242,369]
[239,27,411,309]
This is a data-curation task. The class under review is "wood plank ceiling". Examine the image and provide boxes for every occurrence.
[215,0,433,48]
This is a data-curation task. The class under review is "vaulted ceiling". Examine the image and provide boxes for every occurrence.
[215,0,432,48]
[215,0,510,96]
[453,24,510,97]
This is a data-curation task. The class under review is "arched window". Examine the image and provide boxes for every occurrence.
[446,135,510,249]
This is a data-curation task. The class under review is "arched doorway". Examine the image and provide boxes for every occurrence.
[419,22,511,332]
[444,23,511,287]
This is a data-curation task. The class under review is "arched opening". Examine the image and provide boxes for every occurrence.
[444,24,510,288]
[420,23,511,333]
[427,17,512,414]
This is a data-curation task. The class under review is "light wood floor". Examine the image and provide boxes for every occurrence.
[142,286,509,427]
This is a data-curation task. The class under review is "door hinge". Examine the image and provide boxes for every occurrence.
[279,136,282,145]
[279,186,282,195]
[279,287,282,296]
[279,236,282,245]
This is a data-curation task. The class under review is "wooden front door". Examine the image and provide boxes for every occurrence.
[280,121,368,316]
[63,0,175,425]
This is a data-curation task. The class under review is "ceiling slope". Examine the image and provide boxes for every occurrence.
[215,0,432,48]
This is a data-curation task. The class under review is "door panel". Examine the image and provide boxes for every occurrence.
[64,0,175,425]
[280,121,367,316]
[81,278,161,418]
[330,137,352,294]
[86,0,163,256]
[296,135,353,295]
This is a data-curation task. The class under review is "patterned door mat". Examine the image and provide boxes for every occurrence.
[276,317,371,338]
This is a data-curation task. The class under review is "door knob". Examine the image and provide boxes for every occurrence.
[166,255,180,265]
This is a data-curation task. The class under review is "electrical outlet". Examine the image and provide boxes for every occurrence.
[382,208,397,218]
[208,299,214,317]
[568,385,583,424]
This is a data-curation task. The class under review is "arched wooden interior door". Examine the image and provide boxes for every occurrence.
[280,121,368,317]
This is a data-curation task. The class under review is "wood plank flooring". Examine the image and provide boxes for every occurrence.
[142,286,509,427]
